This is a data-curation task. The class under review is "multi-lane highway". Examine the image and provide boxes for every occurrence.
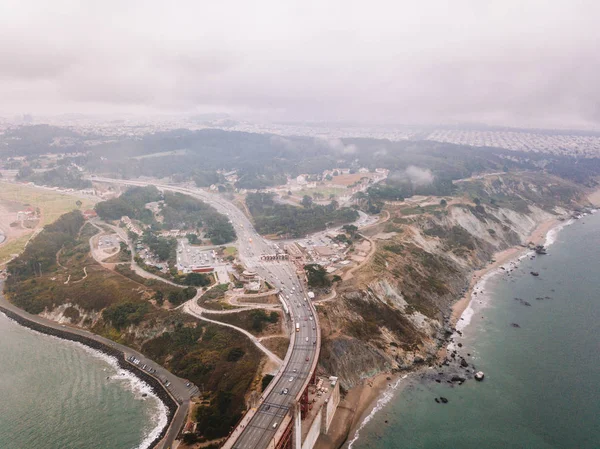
[90,177,321,449]
[230,262,318,449]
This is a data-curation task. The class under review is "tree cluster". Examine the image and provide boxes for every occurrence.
[7,210,84,282]
[95,186,162,222]
[246,192,358,237]
[304,264,331,288]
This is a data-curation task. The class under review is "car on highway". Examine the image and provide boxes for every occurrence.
[283,388,289,394]
[289,377,294,382]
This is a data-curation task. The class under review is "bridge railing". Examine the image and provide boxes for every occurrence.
[221,278,298,449]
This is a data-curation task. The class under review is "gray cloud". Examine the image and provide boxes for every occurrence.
[389,166,434,187]
[0,0,599,128]
[317,138,357,155]
[405,166,434,187]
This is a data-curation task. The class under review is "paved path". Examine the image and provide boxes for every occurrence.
[89,176,322,449]
[0,289,193,449]
[183,299,283,366]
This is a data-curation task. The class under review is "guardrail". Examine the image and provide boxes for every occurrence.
[221,275,298,449]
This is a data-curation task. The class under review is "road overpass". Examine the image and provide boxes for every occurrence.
[90,177,323,449]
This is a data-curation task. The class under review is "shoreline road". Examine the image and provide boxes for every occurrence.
[0,288,195,449]
[90,177,322,449]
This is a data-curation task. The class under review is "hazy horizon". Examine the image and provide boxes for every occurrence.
[1,1,599,129]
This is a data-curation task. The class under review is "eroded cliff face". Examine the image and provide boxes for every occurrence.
[317,173,589,389]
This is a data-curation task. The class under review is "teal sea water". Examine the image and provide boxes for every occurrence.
[351,213,600,449]
[0,313,166,449]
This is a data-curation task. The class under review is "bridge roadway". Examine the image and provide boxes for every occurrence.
[91,177,321,449]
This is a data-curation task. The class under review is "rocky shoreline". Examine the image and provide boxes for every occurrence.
[336,211,582,449]
[0,304,178,449]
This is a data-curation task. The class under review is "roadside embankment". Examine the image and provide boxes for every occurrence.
[0,299,178,449]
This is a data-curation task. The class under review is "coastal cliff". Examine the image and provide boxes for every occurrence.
[316,172,590,390]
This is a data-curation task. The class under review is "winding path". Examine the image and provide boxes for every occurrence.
[182,299,283,366]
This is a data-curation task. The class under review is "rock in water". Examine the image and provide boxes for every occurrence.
[440,397,449,403]
[515,298,532,306]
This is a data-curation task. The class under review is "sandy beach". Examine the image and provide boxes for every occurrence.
[314,372,400,449]
[336,210,578,449]
[450,216,560,326]
[450,184,600,326]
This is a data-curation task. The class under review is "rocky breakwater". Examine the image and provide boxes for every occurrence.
[0,304,178,449]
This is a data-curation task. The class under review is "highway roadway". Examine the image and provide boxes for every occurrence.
[90,177,321,449]
[231,261,318,449]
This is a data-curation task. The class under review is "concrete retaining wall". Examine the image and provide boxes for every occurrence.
[322,381,340,433]
[302,408,322,449]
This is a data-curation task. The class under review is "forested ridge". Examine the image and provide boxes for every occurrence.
[246,192,358,237]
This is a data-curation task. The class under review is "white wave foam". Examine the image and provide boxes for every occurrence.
[454,219,574,335]
[545,219,574,247]
[344,217,578,448]
[59,342,169,449]
[0,316,168,449]
[347,377,404,449]
[454,266,501,332]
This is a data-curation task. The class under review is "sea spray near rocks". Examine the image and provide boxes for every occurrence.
[347,377,405,449]
[0,307,175,449]
[0,312,164,449]
[351,211,600,449]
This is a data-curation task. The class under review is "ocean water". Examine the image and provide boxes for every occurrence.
[351,213,600,449]
[0,313,166,449]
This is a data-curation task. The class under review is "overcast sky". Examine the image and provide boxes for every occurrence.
[1,0,599,128]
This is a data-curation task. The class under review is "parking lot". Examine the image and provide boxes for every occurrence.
[98,234,120,250]
[176,239,218,271]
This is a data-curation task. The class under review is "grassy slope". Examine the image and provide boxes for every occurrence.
[5,214,263,440]
[0,182,95,264]
[203,309,283,337]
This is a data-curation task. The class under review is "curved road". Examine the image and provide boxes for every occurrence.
[183,299,283,366]
[0,289,193,449]
[91,177,321,449]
